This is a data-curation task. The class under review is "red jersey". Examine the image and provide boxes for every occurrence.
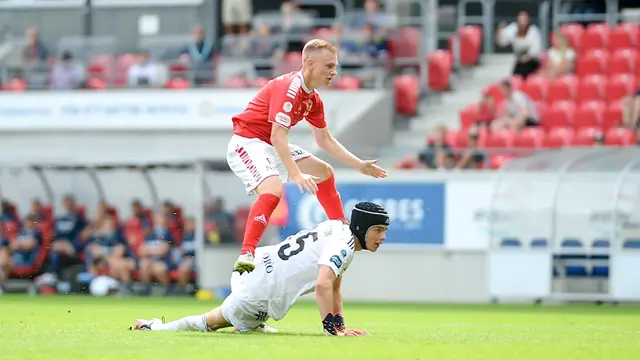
[232,71,327,144]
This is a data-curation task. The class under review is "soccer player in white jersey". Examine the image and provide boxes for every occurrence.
[130,202,390,336]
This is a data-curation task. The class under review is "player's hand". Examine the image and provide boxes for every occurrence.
[345,328,370,336]
[357,159,387,179]
[290,172,320,195]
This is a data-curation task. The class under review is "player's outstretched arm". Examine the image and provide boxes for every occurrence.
[331,276,370,337]
[311,126,387,179]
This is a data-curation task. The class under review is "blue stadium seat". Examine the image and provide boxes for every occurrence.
[531,238,549,248]
[560,238,588,276]
[500,238,522,247]
[591,239,610,277]
[623,238,640,248]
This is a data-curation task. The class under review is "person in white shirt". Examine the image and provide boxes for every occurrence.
[490,79,540,130]
[127,50,165,88]
[496,10,543,79]
[130,201,390,337]
[542,32,576,79]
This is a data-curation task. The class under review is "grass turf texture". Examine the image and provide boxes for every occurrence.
[0,296,639,360]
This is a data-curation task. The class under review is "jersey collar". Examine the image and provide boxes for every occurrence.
[297,71,312,94]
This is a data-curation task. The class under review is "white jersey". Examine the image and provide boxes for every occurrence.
[233,220,356,320]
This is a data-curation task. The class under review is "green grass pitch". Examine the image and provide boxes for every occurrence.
[1,295,639,360]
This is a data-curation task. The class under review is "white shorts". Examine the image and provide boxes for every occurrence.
[222,0,252,25]
[226,134,312,195]
[220,273,270,331]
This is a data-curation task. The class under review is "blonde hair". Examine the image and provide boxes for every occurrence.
[302,39,338,60]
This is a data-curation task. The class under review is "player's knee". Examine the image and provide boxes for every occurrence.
[318,161,334,181]
[257,176,284,198]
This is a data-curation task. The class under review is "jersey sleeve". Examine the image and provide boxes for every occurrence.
[305,94,326,129]
[268,79,298,130]
[318,229,355,277]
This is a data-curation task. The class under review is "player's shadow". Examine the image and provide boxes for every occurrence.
[177,331,325,338]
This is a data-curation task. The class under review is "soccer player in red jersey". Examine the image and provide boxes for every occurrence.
[226,39,387,273]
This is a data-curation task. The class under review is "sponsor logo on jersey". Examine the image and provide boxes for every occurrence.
[283,101,293,113]
[286,77,302,99]
[275,112,291,127]
[262,252,274,273]
[330,255,343,269]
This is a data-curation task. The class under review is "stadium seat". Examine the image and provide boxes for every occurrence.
[86,77,107,90]
[609,23,639,52]
[459,104,479,129]
[543,127,574,148]
[573,127,601,146]
[488,154,512,169]
[547,75,578,102]
[4,78,26,92]
[591,239,610,277]
[560,238,588,277]
[522,74,548,102]
[334,75,362,90]
[165,78,190,89]
[2,221,20,240]
[576,49,608,78]
[449,127,487,148]
[558,23,584,50]
[603,101,623,130]
[513,127,544,148]
[574,101,605,130]
[577,74,606,103]
[484,129,515,148]
[544,101,576,130]
[604,127,635,146]
[607,48,637,76]
[605,73,635,103]
[450,25,482,67]
[428,50,453,91]
[394,74,419,116]
[581,23,610,54]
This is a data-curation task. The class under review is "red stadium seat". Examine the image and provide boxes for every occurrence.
[165,77,190,89]
[543,101,576,130]
[543,127,574,148]
[607,48,637,76]
[488,154,513,169]
[449,127,488,148]
[603,101,624,130]
[334,75,361,90]
[484,129,515,148]
[224,76,248,88]
[450,25,482,66]
[605,73,635,103]
[86,77,107,90]
[459,104,478,129]
[535,101,548,124]
[605,127,635,146]
[522,74,549,102]
[573,127,602,146]
[547,75,578,102]
[394,74,419,116]
[513,127,544,148]
[428,50,453,91]
[576,49,609,77]
[2,221,20,240]
[4,78,26,92]
[581,23,611,54]
[577,74,606,103]
[609,23,639,52]
[574,100,605,130]
[558,23,585,51]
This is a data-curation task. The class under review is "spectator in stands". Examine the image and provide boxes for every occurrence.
[0,200,18,223]
[206,197,235,244]
[180,26,215,85]
[85,215,135,294]
[131,199,151,233]
[621,91,640,129]
[221,0,252,35]
[0,235,10,293]
[173,216,196,295]
[490,79,540,130]
[0,214,43,283]
[354,0,387,32]
[475,92,496,127]
[495,10,542,79]
[455,128,486,169]
[27,199,46,221]
[340,23,387,61]
[127,50,166,88]
[41,195,88,281]
[541,33,576,80]
[418,124,455,169]
[50,50,85,90]
[22,27,48,64]
[138,213,174,295]
[250,24,285,60]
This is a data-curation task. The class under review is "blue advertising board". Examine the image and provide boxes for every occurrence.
[282,182,445,245]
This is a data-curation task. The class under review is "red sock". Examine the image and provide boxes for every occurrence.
[241,193,281,255]
[316,174,345,220]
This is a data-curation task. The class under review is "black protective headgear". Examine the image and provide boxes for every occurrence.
[349,202,390,250]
